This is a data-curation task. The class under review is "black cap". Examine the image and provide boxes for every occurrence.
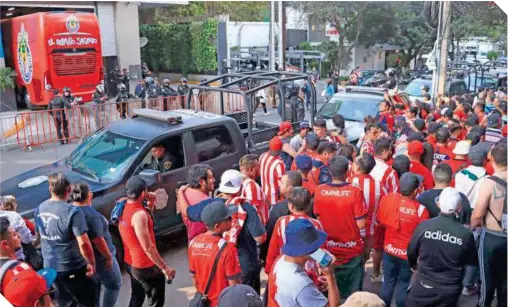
[125,176,147,199]
[218,285,263,307]
[407,131,425,142]
[469,146,488,165]
[488,113,502,128]
[466,115,479,127]
[441,108,453,118]
[428,122,441,134]
[414,119,426,132]
[466,132,481,146]
[470,126,485,136]
[201,200,237,228]
[305,133,320,150]
[400,173,422,196]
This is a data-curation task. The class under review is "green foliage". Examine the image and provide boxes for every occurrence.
[0,67,17,92]
[318,41,339,68]
[140,19,218,74]
[386,53,411,68]
[297,41,313,50]
[487,51,499,61]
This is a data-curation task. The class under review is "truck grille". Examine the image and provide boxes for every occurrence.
[52,53,96,76]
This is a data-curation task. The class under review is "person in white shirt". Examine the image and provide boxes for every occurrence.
[254,87,269,116]
[0,196,35,260]
[454,147,488,207]
[290,121,311,152]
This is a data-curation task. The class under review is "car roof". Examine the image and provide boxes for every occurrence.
[106,109,234,140]
[331,91,384,102]
[411,78,465,84]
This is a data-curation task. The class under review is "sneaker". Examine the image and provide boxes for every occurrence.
[370,274,383,284]
[264,112,270,116]
[462,284,479,296]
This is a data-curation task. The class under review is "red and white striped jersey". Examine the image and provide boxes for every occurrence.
[348,173,381,237]
[224,196,248,244]
[241,178,269,225]
[265,214,323,273]
[370,158,399,197]
[259,152,286,205]
[360,140,375,156]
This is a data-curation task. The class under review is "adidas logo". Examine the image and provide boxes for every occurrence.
[424,230,463,245]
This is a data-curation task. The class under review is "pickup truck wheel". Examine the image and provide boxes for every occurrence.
[111,232,125,271]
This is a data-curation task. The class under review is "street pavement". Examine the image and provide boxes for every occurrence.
[0,80,482,306]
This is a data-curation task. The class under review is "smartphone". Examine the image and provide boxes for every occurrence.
[310,248,333,268]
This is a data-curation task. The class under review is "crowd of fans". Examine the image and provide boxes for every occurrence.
[0,85,507,307]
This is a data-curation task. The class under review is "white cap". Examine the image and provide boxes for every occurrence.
[438,187,462,214]
[219,170,243,194]
[452,140,471,155]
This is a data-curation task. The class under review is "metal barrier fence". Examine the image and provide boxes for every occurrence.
[1,93,248,149]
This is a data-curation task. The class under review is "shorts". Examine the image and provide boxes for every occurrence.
[373,226,385,250]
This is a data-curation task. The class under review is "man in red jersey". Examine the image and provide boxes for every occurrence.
[260,138,286,205]
[188,201,242,307]
[370,137,399,283]
[314,155,367,300]
[291,133,320,171]
[407,141,434,191]
[239,154,269,225]
[265,188,322,273]
[309,141,338,186]
[377,173,430,307]
[294,155,317,196]
[119,176,176,307]
[434,127,455,165]
[348,153,379,261]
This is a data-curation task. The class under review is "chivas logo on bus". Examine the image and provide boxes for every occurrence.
[17,23,33,84]
[66,15,80,33]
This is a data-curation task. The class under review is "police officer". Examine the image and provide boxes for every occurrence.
[116,83,134,119]
[145,77,160,109]
[177,77,190,108]
[110,65,122,90]
[160,79,178,111]
[48,87,75,144]
[145,144,175,172]
[121,68,130,93]
[406,187,477,307]
[92,84,108,128]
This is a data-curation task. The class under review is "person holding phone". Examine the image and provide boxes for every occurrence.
[266,219,340,307]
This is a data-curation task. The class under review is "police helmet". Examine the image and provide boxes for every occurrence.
[144,77,154,84]
[96,84,105,93]
[385,68,395,77]
[118,83,127,91]
[180,77,188,83]
[163,79,170,86]
[63,87,71,94]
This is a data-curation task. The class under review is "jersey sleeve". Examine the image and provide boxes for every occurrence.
[295,284,328,307]
[417,204,430,222]
[223,245,242,280]
[70,208,89,237]
[265,219,283,273]
[86,214,105,240]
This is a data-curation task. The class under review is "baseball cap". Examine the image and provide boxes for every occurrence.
[469,146,488,165]
[282,219,327,257]
[399,173,422,196]
[407,131,425,142]
[488,113,502,128]
[453,140,471,155]
[269,137,283,152]
[218,169,243,194]
[295,155,313,172]
[341,291,386,307]
[299,121,310,130]
[441,107,453,118]
[201,200,237,228]
[218,284,263,307]
[125,175,147,199]
[414,119,426,132]
[428,122,441,134]
[466,115,479,127]
[408,141,424,155]
[4,268,57,307]
[438,187,462,214]
[278,121,293,135]
[470,126,485,136]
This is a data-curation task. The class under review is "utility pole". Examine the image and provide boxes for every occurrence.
[437,1,451,95]
[278,1,284,72]
[270,1,276,71]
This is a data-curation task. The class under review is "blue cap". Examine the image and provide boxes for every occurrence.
[281,219,327,257]
[37,268,57,291]
[295,155,313,171]
[299,121,310,130]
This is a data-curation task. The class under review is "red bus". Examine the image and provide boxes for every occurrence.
[1,12,103,109]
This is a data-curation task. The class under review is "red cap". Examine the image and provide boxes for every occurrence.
[503,125,507,137]
[277,121,293,136]
[4,270,47,307]
[269,137,283,151]
[408,140,424,155]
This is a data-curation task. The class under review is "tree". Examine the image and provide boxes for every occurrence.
[389,2,436,65]
[290,1,396,76]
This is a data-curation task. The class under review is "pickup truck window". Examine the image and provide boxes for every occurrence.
[139,135,186,172]
[68,130,145,181]
[193,126,236,162]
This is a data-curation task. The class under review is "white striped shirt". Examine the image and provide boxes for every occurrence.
[259,152,286,205]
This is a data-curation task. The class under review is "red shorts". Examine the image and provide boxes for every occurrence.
[373,226,385,250]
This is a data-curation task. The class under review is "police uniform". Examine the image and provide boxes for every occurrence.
[149,152,175,172]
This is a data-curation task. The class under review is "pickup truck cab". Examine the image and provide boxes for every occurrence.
[404,78,469,102]
[0,108,276,262]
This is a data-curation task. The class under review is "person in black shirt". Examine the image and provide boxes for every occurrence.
[417,163,472,225]
[144,144,175,173]
[407,187,477,307]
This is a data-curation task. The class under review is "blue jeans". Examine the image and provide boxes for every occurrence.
[95,255,122,307]
[380,253,412,307]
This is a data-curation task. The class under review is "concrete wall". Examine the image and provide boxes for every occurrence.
[114,2,141,89]
[227,22,280,48]
[340,46,385,75]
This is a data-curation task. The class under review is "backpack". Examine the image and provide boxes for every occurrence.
[486,176,507,233]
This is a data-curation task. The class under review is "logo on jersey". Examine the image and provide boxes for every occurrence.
[66,15,80,33]
[17,23,33,84]
[424,230,463,245]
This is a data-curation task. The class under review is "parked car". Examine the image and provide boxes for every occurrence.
[404,78,469,102]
